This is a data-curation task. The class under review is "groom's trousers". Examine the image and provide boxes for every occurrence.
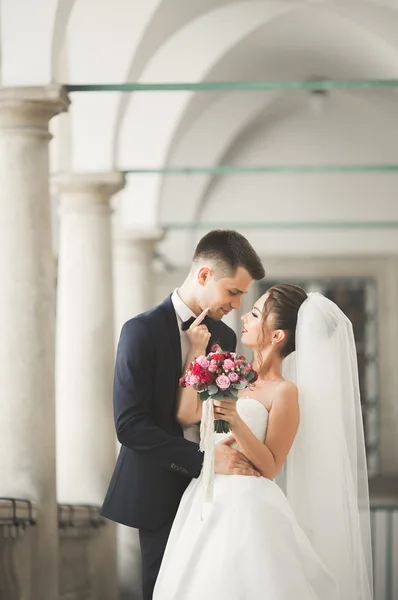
[139,518,174,600]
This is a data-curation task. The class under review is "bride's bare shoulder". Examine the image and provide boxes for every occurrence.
[272,380,299,409]
[277,379,298,393]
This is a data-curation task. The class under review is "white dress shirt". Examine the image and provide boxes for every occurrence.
[171,289,200,443]
[171,289,197,368]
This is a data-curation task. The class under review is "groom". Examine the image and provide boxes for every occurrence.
[101,229,265,599]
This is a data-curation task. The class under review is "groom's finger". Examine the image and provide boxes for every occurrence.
[190,307,209,328]
[232,466,261,477]
[234,458,261,477]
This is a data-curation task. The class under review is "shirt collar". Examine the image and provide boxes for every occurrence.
[171,289,196,323]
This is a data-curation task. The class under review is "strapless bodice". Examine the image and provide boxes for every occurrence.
[214,397,269,448]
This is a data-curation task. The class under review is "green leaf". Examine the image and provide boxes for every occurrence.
[214,420,231,434]
[211,391,224,400]
[200,391,210,401]
[225,388,238,399]
[208,385,218,395]
[234,381,248,389]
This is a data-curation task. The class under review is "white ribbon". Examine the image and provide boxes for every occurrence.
[199,398,215,516]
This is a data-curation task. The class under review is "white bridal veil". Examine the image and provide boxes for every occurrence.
[278,292,373,599]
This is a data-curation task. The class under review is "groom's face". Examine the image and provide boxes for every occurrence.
[198,266,253,320]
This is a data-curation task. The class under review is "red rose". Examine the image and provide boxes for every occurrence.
[192,362,214,384]
[210,353,224,361]
[178,376,186,387]
[192,363,204,377]
[201,371,214,385]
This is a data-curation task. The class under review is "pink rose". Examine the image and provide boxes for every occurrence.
[216,375,231,390]
[198,357,209,369]
[189,375,200,386]
[208,360,218,373]
[223,359,235,371]
[228,371,239,382]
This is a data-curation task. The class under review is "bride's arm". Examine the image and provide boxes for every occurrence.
[214,382,299,479]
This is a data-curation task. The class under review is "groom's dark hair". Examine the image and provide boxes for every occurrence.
[192,229,265,280]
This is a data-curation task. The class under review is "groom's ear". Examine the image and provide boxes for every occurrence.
[197,266,212,286]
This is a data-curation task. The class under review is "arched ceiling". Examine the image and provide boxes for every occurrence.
[119,0,398,227]
[112,0,263,153]
[116,0,295,227]
[172,0,398,144]
[159,3,398,223]
[157,87,398,264]
[0,0,61,85]
[2,0,398,244]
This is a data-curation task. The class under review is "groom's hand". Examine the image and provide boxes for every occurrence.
[214,436,261,477]
[186,307,211,356]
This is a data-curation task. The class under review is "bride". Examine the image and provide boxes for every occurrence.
[153,284,373,600]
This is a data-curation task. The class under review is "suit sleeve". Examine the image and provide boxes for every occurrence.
[114,318,203,478]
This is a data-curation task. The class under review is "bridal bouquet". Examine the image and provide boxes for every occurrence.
[179,344,258,433]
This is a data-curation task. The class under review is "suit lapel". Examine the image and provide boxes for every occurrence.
[161,295,182,377]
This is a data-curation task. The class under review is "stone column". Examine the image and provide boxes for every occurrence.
[55,172,125,600]
[112,228,163,599]
[0,85,69,600]
[113,228,164,338]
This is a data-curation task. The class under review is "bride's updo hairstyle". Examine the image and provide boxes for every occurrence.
[259,284,308,358]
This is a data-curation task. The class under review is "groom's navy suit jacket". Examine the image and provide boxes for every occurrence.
[101,295,236,532]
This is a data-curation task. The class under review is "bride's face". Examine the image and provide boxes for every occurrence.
[241,294,272,349]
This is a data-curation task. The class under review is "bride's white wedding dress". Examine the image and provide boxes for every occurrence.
[153,397,338,600]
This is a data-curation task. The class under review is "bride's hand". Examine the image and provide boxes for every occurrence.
[186,308,211,355]
[214,398,241,428]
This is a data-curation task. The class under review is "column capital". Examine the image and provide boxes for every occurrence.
[53,171,126,197]
[0,85,69,132]
[112,227,165,266]
[113,226,165,246]
[53,172,126,214]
